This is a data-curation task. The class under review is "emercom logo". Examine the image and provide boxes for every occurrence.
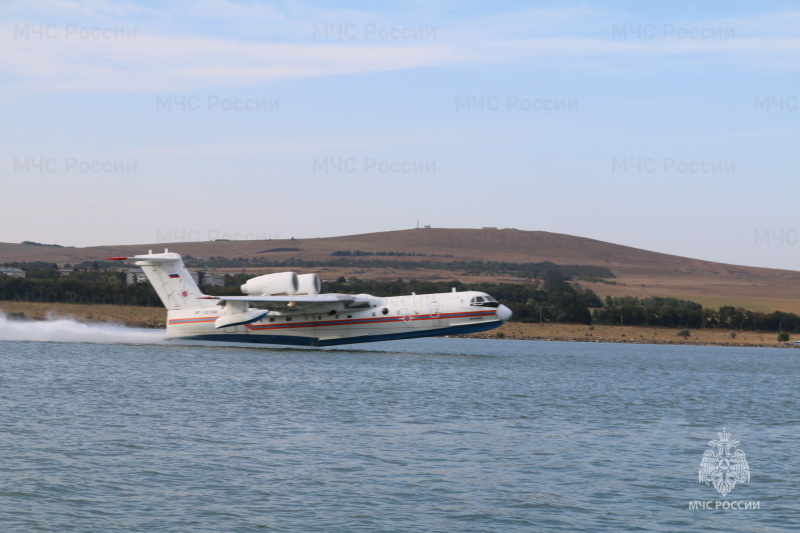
[689,428,761,511]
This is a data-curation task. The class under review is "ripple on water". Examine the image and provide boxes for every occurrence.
[0,338,798,532]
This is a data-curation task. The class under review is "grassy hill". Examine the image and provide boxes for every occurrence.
[3,227,800,313]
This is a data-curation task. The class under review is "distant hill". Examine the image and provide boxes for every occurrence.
[2,228,800,313]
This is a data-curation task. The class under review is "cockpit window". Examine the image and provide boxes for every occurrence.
[471,295,499,308]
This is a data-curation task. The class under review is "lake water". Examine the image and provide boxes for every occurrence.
[1,316,798,532]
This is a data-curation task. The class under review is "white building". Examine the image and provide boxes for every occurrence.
[202,273,225,287]
[0,267,26,278]
[126,269,148,284]
[191,271,226,287]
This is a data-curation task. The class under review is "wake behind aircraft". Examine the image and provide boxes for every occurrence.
[109,250,512,346]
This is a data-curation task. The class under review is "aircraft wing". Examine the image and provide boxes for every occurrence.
[199,293,360,311]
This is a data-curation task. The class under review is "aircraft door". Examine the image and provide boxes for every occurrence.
[400,307,411,327]
[429,300,442,327]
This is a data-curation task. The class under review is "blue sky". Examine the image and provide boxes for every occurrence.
[2,1,799,269]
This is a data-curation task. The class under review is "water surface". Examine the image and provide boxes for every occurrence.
[0,322,797,532]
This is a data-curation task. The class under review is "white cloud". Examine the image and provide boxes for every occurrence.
[0,32,461,93]
[1,2,799,95]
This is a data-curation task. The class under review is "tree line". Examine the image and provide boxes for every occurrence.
[185,256,616,280]
[330,250,453,257]
[0,275,162,307]
[593,296,800,331]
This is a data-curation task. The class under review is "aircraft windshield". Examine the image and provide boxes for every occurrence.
[471,295,499,308]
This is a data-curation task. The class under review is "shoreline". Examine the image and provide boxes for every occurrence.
[463,332,795,349]
[471,322,797,349]
[1,301,795,349]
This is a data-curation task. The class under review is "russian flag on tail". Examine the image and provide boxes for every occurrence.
[169,274,180,278]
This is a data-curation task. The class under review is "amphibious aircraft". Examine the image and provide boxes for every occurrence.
[108,250,512,346]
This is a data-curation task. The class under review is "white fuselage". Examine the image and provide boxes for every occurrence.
[107,251,512,347]
[167,290,509,346]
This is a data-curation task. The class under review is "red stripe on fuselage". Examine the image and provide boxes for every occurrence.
[168,310,497,330]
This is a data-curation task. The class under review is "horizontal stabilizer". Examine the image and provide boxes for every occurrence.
[106,256,179,263]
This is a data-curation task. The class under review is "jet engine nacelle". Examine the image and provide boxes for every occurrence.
[297,273,321,295]
[241,272,298,296]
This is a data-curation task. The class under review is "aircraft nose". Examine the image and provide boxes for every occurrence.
[496,304,512,322]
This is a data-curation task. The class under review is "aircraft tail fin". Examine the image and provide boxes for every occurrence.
[107,250,216,311]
